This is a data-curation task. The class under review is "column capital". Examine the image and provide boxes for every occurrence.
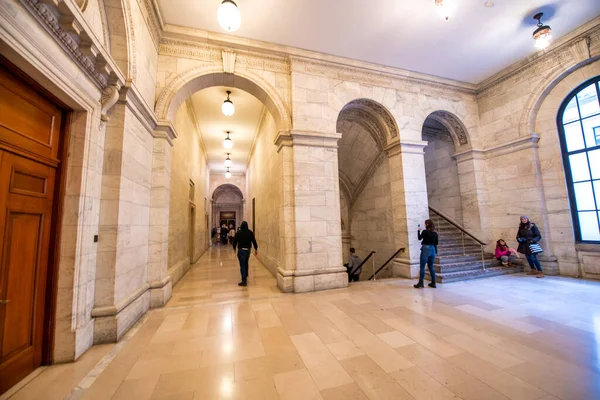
[384,140,428,157]
[154,120,178,146]
[275,130,342,151]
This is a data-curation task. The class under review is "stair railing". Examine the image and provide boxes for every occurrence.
[428,206,487,271]
[368,247,406,280]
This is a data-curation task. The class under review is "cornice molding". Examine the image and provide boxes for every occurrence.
[19,0,125,90]
[477,18,600,95]
[453,134,540,162]
[141,0,162,50]
[154,120,178,145]
[119,80,158,133]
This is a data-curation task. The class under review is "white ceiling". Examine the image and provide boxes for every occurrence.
[190,86,265,174]
[158,0,600,83]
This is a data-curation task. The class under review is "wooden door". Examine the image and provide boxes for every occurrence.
[189,204,195,264]
[0,61,64,394]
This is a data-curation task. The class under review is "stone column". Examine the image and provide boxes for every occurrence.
[276,131,347,293]
[388,141,430,279]
[147,121,177,307]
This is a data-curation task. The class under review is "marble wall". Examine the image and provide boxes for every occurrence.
[246,112,282,276]
[167,102,210,285]
[423,135,463,225]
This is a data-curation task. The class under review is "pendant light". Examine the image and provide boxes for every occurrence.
[223,131,233,149]
[225,153,232,167]
[217,0,241,32]
[435,0,453,20]
[225,167,232,179]
[532,13,552,50]
[222,90,235,117]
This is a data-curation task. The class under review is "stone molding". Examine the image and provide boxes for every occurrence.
[142,0,162,50]
[384,140,428,157]
[274,132,293,151]
[277,266,347,277]
[90,283,149,317]
[148,275,171,290]
[289,130,341,148]
[119,80,158,133]
[428,111,469,146]
[19,0,125,90]
[453,134,540,162]
[154,120,178,145]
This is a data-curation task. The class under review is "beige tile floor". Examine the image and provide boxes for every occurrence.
[4,247,600,400]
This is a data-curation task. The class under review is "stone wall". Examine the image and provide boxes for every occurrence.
[167,102,210,285]
[423,136,463,225]
[348,160,396,280]
[246,112,282,276]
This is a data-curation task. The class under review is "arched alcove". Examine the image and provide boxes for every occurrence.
[212,183,244,236]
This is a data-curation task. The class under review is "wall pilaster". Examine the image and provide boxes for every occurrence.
[276,131,347,292]
[387,141,429,279]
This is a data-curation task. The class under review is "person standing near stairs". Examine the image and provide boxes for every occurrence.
[414,219,438,289]
[516,216,544,278]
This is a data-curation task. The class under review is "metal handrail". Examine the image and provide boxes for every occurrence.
[368,247,406,280]
[429,206,487,271]
[428,206,487,246]
[350,251,375,276]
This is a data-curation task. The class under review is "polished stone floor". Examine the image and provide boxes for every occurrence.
[3,247,600,400]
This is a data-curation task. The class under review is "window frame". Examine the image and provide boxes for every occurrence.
[557,75,600,244]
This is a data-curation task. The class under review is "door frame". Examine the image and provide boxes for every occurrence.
[0,57,70,365]
[189,203,196,264]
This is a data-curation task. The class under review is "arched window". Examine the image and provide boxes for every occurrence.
[558,76,600,243]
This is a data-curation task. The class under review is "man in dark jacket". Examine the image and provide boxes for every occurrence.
[232,221,258,286]
[345,248,362,282]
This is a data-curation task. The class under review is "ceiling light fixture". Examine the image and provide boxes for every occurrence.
[225,167,232,179]
[223,131,233,149]
[435,0,454,20]
[225,153,232,167]
[217,0,241,32]
[532,13,552,50]
[222,90,235,117]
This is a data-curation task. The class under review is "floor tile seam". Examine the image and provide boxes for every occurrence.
[65,312,152,399]
[162,292,290,312]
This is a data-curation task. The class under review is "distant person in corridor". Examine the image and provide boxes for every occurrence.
[344,248,362,282]
[233,221,258,287]
[414,219,438,289]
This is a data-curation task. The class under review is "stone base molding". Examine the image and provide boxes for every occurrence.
[277,267,348,293]
[91,285,150,344]
[148,276,173,308]
[392,257,420,279]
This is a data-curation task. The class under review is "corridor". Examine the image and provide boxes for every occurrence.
[3,253,600,400]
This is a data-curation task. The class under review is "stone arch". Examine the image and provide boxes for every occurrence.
[424,110,469,148]
[155,66,292,132]
[336,98,399,147]
[212,183,244,201]
[521,52,599,137]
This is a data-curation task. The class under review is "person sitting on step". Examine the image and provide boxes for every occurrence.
[494,239,518,267]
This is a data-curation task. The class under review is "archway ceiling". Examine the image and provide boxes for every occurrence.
[189,86,266,174]
[157,0,599,83]
[337,120,381,204]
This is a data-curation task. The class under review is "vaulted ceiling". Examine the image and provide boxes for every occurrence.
[157,0,600,83]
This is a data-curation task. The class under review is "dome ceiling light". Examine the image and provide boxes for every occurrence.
[435,0,454,20]
[223,131,233,149]
[225,167,232,179]
[532,13,552,50]
[217,0,241,32]
[222,90,235,117]
[225,153,232,167]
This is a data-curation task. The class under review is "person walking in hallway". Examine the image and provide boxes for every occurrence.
[345,248,362,282]
[516,215,544,278]
[414,219,438,289]
[233,221,258,287]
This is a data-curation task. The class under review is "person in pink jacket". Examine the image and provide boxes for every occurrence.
[495,239,517,266]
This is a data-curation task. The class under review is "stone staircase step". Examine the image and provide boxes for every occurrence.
[427,265,525,283]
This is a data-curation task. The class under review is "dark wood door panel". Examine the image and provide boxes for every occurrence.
[0,63,62,163]
[0,211,42,362]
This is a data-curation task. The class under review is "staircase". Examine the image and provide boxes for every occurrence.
[427,208,523,283]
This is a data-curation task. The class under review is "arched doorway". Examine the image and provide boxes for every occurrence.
[212,183,244,241]
[336,99,398,279]
[421,112,468,224]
